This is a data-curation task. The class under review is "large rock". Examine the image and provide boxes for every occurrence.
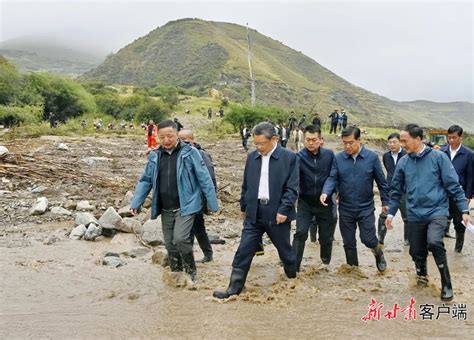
[84,223,102,241]
[30,197,48,215]
[57,143,69,151]
[51,206,72,216]
[98,207,122,230]
[139,219,164,246]
[77,200,95,211]
[0,146,9,158]
[69,224,87,240]
[118,218,141,233]
[75,212,99,227]
[102,256,125,268]
[123,191,134,205]
[110,233,139,247]
[118,205,133,218]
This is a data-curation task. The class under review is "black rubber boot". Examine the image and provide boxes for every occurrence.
[371,244,387,272]
[283,263,297,278]
[309,223,318,243]
[344,248,359,266]
[292,237,306,272]
[181,252,197,282]
[168,251,183,272]
[435,258,453,301]
[196,232,214,263]
[403,223,409,246]
[320,242,333,265]
[377,215,387,245]
[455,231,465,253]
[415,260,428,287]
[213,267,248,299]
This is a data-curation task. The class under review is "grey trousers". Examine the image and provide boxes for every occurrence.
[161,209,195,256]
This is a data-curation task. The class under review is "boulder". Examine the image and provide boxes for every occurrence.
[118,205,133,217]
[30,197,48,215]
[0,146,9,158]
[69,224,87,240]
[76,200,95,211]
[102,256,125,268]
[51,206,72,216]
[139,219,164,246]
[98,207,122,230]
[117,218,141,233]
[123,191,134,205]
[57,143,69,151]
[84,223,102,241]
[110,233,138,247]
[75,212,99,227]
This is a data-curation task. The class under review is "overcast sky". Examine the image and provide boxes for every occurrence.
[0,0,472,103]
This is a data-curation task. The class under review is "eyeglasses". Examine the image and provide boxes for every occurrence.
[253,141,270,147]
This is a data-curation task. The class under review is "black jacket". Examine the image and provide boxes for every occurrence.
[382,148,407,187]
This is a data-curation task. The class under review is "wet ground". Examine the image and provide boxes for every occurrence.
[1,129,472,338]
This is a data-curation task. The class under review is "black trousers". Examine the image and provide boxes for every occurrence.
[294,199,336,245]
[232,203,296,273]
[330,122,338,134]
[448,197,464,235]
[408,217,447,263]
[189,213,213,256]
[339,208,378,250]
[242,137,249,150]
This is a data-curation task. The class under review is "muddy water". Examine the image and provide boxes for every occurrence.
[1,134,472,338]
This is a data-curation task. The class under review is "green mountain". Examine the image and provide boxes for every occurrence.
[81,18,473,131]
[0,37,104,77]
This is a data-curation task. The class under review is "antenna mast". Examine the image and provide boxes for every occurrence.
[246,23,256,107]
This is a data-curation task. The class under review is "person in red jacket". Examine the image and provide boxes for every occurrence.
[145,120,158,152]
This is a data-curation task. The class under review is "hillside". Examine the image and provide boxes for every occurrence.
[0,37,104,76]
[81,18,473,131]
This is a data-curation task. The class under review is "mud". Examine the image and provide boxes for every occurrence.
[1,127,472,338]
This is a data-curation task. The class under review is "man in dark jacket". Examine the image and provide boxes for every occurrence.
[213,122,299,299]
[340,110,348,129]
[321,126,389,273]
[293,125,336,270]
[178,129,217,263]
[288,111,297,131]
[328,109,339,134]
[386,124,470,301]
[312,114,321,127]
[278,123,290,148]
[378,133,408,246]
[441,124,473,252]
[130,120,218,281]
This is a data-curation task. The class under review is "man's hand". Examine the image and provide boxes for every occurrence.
[240,211,246,220]
[385,216,393,230]
[320,194,328,206]
[382,206,389,214]
[131,208,139,216]
[276,213,287,224]
[462,213,471,227]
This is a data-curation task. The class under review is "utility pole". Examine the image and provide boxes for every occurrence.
[246,23,256,107]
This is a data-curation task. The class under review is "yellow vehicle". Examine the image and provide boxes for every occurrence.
[427,129,448,149]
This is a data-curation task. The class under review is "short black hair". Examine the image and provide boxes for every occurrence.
[447,125,463,136]
[341,126,361,139]
[304,124,321,136]
[387,132,400,140]
[404,124,423,139]
[158,119,178,130]
[253,121,278,139]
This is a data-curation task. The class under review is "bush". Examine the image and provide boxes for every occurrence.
[151,85,179,107]
[224,104,288,131]
[0,105,43,127]
[95,93,124,118]
[135,98,170,124]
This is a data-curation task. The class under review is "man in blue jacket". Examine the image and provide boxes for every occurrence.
[320,126,389,273]
[378,133,408,246]
[130,120,218,281]
[213,122,299,299]
[441,124,473,252]
[292,125,336,270]
[386,124,470,301]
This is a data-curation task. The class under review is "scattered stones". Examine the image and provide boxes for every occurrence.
[81,157,111,166]
[223,231,239,239]
[57,143,69,151]
[69,224,87,240]
[63,200,77,210]
[29,185,48,193]
[76,200,95,211]
[102,255,125,268]
[140,219,164,246]
[99,207,122,230]
[75,212,99,227]
[118,205,133,218]
[118,218,141,233]
[51,206,72,216]
[121,248,150,258]
[30,197,49,215]
[84,223,102,241]
[43,235,59,245]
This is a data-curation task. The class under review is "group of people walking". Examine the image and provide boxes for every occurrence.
[131,118,472,303]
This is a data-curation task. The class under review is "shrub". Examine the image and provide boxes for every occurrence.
[0,105,43,127]
[224,104,288,131]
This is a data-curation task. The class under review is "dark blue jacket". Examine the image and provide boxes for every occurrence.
[240,144,299,224]
[441,144,473,199]
[382,148,407,187]
[297,147,334,203]
[389,147,469,221]
[322,146,389,212]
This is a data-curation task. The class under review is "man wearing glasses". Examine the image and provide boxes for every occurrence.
[213,122,299,299]
[292,125,336,271]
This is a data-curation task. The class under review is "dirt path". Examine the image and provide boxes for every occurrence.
[1,128,472,338]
